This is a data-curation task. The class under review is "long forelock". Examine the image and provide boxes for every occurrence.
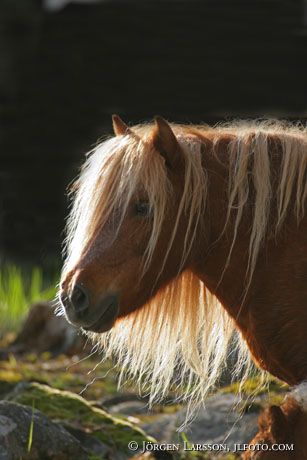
[64,134,170,272]
[64,120,307,425]
[64,129,207,275]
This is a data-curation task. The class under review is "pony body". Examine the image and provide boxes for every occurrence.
[59,117,307,419]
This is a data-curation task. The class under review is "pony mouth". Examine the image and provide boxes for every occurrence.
[83,299,119,333]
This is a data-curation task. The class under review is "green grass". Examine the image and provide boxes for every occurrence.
[0,266,58,336]
[27,401,35,453]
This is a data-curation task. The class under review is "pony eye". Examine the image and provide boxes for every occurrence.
[134,202,151,217]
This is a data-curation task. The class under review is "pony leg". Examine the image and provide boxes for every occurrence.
[243,383,307,459]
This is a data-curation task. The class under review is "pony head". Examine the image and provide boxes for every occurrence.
[59,116,207,333]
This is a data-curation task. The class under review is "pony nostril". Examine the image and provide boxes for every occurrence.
[70,284,89,316]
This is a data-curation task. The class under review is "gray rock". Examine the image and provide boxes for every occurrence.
[10,301,86,356]
[177,393,258,447]
[101,393,148,408]
[141,413,179,444]
[141,393,259,452]
[109,401,149,416]
[0,401,88,460]
[63,424,109,458]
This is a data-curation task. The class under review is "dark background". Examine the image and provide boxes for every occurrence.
[1,0,306,267]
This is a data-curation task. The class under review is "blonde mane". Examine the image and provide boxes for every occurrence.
[63,120,307,423]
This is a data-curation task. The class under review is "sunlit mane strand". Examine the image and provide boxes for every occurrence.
[64,119,307,425]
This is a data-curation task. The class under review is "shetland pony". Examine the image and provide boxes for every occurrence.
[59,116,307,429]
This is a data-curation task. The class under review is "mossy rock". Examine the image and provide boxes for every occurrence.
[6,382,155,454]
[0,380,16,398]
[221,376,288,397]
[0,400,88,460]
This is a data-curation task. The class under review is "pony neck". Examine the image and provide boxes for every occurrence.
[190,133,251,318]
[189,132,307,385]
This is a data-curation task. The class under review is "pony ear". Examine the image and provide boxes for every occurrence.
[112,114,133,136]
[152,116,183,169]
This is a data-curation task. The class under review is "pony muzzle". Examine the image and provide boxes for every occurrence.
[60,284,119,333]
